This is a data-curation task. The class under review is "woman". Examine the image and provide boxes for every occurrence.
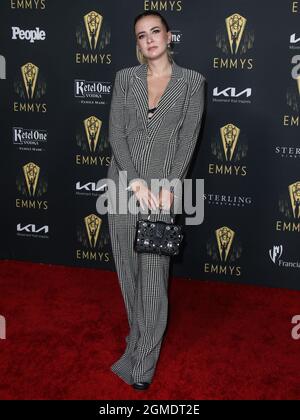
[106,10,206,390]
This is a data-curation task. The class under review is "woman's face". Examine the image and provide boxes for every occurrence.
[135,15,171,62]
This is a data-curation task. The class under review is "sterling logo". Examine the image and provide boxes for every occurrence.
[74,80,111,105]
[269,245,283,264]
[13,127,47,145]
[0,55,6,79]
[12,26,46,43]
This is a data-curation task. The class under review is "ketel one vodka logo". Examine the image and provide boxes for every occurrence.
[14,62,47,113]
[277,182,300,233]
[214,13,254,70]
[76,11,112,64]
[209,123,248,176]
[76,116,109,166]
[205,226,242,276]
[76,214,110,262]
[16,162,48,210]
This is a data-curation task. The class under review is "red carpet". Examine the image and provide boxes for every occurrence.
[0,259,300,400]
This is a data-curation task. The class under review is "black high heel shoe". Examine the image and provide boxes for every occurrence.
[132,382,150,390]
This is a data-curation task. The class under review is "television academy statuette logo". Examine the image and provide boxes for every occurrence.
[16,162,48,210]
[284,57,300,123]
[214,13,254,70]
[205,226,242,276]
[76,11,111,64]
[209,123,248,176]
[14,62,47,113]
[76,214,110,262]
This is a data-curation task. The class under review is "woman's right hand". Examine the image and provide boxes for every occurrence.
[130,180,159,211]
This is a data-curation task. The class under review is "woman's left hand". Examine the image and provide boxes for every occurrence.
[158,187,174,210]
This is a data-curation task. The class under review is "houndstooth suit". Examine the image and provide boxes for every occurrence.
[106,59,206,385]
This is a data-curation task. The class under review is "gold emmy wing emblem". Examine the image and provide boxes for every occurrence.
[289,182,300,219]
[84,214,102,249]
[21,63,39,99]
[225,13,247,54]
[84,116,102,152]
[23,162,40,197]
[84,11,103,50]
[220,124,240,161]
[216,227,235,262]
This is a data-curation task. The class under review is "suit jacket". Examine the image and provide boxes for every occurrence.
[107,59,206,216]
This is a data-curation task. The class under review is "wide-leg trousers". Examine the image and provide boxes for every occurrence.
[107,195,171,385]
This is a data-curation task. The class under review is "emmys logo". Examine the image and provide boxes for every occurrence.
[12,26,46,43]
[269,245,283,264]
[277,182,300,233]
[17,223,49,238]
[214,13,254,70]
[213,87,252,104]
[11,0,46,9]
[209,123,248,177]
[0,315,6,340]
[76,214,110,262]
[76,116,110,166]
[14,62,47,113]
[144,0,182,12]
[204,226,242,276]
[76,11,112,64]
[16,162,48,210]
[0,55,6,79]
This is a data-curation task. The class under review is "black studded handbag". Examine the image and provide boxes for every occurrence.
[133,204,184,257]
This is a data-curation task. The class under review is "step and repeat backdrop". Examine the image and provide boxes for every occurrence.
[0,1,299,289]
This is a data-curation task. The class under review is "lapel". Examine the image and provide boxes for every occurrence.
[131,60,186,132]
